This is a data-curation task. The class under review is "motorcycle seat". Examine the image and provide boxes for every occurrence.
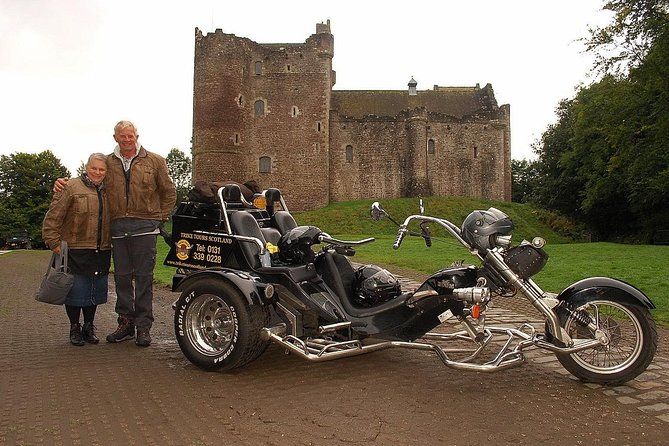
[316,251,410,318]
[272,211,297,235]
[229,210,268,269]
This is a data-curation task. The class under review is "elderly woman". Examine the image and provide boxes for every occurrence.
[42,153,112,346]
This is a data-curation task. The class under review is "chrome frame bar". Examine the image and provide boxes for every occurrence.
[217,187,233,235]
[261,321,603,373]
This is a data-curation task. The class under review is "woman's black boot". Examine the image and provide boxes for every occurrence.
[70,323,85,346]
[82,322,99,344]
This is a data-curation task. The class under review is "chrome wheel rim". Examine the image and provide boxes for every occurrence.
[185,294,237,357]
[566,300,643,375]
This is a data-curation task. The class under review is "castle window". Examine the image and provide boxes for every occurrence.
[234,133,240,145]
[292,106,299,117]
[237,95,244,106]
[427,139,435,155]
[473,146,478,159]
[254,61,262,75]
[259,156,272,173]
[317,122,322,132]
[345,145,353,163]
[286,64,291,72]
[254,100,265,117]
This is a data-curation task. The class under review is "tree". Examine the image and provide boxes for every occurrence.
[585,0,669,76]
[166,148,192,205]
[531,99,586,219]
[529,1,669,240]
[0,151,70,247]
[511,158,538,203]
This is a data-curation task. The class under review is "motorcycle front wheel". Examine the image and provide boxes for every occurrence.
[555,298,657,385]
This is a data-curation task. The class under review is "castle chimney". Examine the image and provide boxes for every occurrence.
[408,76,417,96]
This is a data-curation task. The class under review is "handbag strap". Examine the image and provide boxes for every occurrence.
[53,240,69,272]
[46,252,58,275]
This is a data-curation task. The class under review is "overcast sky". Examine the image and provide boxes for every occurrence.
[0,0,611,175]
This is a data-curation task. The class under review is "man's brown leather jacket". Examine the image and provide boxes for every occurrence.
[105,147,176,221]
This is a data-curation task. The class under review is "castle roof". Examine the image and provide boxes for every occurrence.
[331,83,502,121]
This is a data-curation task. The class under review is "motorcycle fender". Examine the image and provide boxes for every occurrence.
[556,277,655,309]
[174,269,266,306]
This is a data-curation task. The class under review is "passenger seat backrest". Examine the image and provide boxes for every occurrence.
[273,211,297,235]
[261,227,282,245]
[229,211,266,269]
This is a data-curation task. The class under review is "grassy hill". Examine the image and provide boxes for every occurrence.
[291,196,586,244]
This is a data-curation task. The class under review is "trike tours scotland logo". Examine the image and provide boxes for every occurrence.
[175,239,192,261]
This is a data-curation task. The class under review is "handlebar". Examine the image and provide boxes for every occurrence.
[318,234,375,247]
[393,227,408,250]
[391,214,476,254]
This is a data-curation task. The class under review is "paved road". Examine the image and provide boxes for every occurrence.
[1,250,667,445]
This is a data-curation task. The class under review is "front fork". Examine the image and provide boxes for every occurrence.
[484,250,577,346]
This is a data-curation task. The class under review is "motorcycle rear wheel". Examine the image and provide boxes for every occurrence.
[555,298,657,385]
[174,277,270,371]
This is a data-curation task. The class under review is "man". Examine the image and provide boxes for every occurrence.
[55,121,176,347]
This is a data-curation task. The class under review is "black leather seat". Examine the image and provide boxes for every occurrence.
[315,251,411,318]
[273,211,297,235]
[261,227,282,245]
[229,211,266,269]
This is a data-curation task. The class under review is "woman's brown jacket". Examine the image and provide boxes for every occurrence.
[42,177,111,251]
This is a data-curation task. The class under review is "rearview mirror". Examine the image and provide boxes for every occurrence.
[370,202,387,221]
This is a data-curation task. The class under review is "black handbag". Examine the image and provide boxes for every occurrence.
[35,241,74,305]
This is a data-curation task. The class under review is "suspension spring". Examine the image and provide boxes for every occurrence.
[563,306,592,327]
[555,304,590,327]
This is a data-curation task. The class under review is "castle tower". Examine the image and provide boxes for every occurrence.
[191,21,335,210]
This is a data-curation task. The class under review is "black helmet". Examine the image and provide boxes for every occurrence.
[355,265,401,305]
[277,225,321,264]
[461,208,514,255]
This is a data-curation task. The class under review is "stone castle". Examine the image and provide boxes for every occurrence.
[192,20,511,211]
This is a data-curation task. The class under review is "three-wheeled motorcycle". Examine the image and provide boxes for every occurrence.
[164,184,656,385]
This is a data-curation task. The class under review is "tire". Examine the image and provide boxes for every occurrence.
[555,298,657,385]
[174,277,270,371]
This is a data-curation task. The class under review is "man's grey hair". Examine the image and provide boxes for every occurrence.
[86,152,108,166]
[114,120,138,135]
